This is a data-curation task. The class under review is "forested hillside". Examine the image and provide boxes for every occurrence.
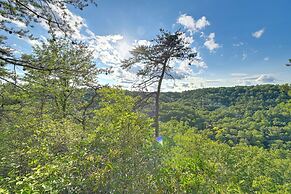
[1,78,290,193]
[160,84,291,149]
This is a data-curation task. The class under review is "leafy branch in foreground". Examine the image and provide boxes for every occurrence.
[0,0,97,81]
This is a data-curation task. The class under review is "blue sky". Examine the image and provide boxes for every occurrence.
[6,0,291,91]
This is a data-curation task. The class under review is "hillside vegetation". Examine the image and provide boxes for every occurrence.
[1,82,290,193]
[160,84,291,149]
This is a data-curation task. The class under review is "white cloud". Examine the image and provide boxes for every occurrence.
[264,57,269,61]
[205,79,223,84]
[230,73,248,77]
[177,14,210,32]
[116,41,132,59]
[133,39,152,47]
[196,16,210,30]
[0,15,26,28]
[34,3,88,41]
[17,35,45,47]
[178,32,194,45]
[191,52,208,69]
[177,14,196,31]
[231,73,277,85]
[204,33,220,52]
[85,35,207,90]
[23,7,209,92]
[252,28,265,38]
[255,74,276,83]
[22,38,41,47]
[161,76,206,92]
[155,72,280,92]
[83,31,208,90]
[233,42,244,47]
[167,60,196,79]
[242,53,247,61]
[86,34,125,65]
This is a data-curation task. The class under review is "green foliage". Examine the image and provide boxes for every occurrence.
[22,39,100,118]
[160,84,291,149]
[0,88,159,193]
[157,121,291,193]
[85,88,157,193]
[0,115,83,193]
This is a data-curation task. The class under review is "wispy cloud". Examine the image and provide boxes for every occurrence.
[255,74,276,83]
[230,73,248,77]
[252,28,265,38]
[242,52,247,60]
[0,15,26,28]
[233,42,244,47]
[231,73,276,85]
[264,57,269,61]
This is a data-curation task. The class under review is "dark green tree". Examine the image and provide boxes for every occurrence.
[122,29,198,137]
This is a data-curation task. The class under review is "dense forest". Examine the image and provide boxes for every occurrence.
[160,84,291,149]
[1,0,291,193]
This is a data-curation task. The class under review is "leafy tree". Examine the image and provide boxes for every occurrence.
[0,0,97,81]
[22,39,104,122]
[122,29,198,137]
[86,88,158,193]
[0,88,159,193]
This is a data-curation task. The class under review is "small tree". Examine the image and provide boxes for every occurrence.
[122,29,198,137]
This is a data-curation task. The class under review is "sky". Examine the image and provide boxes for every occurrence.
[5,0,291,92]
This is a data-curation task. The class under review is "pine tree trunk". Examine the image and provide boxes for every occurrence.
[154,90,160,137]
[154,61,167,137]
